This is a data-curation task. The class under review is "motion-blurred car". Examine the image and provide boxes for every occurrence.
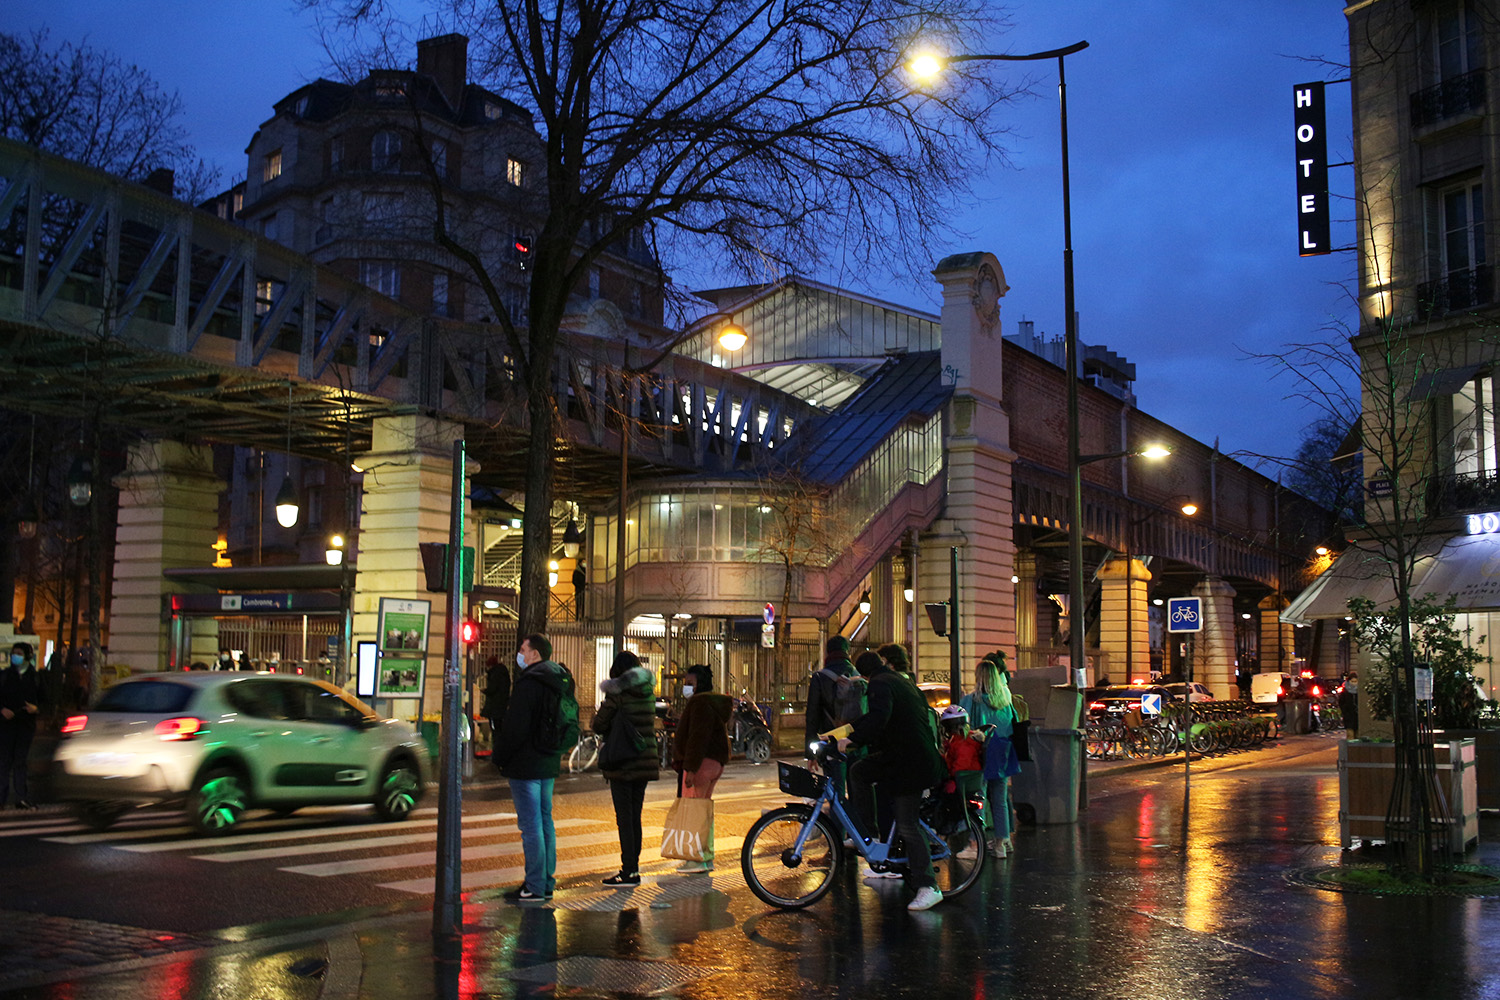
[918,682,956,711]
[1162,681,1216,703]
[52,672,429,835]
[1087,685,1172,717]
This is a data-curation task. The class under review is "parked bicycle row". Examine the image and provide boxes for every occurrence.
[1084,701,1282,760]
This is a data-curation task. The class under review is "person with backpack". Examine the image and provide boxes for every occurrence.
[806,636,861,752]
[494,632,578,903]
[591,650,659,886]
[959,655,1019,858]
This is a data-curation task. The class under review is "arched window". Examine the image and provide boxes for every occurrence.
[371,131,401,172]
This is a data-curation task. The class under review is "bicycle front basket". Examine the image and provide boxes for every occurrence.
[778,760,826,799]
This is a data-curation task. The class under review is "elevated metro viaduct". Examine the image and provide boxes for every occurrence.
[0,138,1332,710]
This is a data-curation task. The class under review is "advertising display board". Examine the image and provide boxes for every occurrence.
[376,597,430,699]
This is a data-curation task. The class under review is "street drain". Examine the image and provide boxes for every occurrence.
[499,955,722,995]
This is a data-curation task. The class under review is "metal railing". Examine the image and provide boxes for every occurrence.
[1416,266,1493,320]
[1410,69,1486,129]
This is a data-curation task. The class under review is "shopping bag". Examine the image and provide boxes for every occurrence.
[660,797,714,861]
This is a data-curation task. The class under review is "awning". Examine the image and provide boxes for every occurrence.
[1282,533,1500,623]
[1406,363,1484,402]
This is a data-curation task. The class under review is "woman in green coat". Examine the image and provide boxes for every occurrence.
[592,650,660,886]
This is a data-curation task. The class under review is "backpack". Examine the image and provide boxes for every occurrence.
[531,666,581,756]
[833,673,868,727]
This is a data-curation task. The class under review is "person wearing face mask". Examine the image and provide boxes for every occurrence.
[669,664,732,873]
[0,642,41,810]
[217,649,236,671]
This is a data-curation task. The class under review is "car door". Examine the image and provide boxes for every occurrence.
[271,680,378,803]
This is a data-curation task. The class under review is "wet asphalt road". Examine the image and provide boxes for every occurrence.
[7,735,1500,999]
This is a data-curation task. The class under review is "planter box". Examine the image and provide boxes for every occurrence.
[1432,729,1500,811]
[1338,738,1479,854]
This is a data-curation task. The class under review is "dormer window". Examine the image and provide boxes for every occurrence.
[263,149,283,182]
[506,158,525,187]
[484,101,504,121]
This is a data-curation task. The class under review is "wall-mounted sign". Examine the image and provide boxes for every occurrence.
[377,597,431,659]
[1366,478,1392,498]
[1294,81,1330,256]
[1468,512,1500,535]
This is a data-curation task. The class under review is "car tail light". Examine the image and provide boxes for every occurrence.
[155,717,205,741]
[1088,701,1105,711]
[1311,685,1322,698]
[61,715,88,734]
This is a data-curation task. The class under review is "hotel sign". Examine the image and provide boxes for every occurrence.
[1467,512,1500,535]
[1294,82,1330,256]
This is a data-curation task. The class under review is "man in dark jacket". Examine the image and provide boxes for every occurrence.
[0,642,41,809]
[592,650,660,885]
[481,655,511,752]
[839,653,946,911]
[806,636,859,753]
[494,633,572,903]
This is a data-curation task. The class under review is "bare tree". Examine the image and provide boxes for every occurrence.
[304,0,1019,637]
[0,30,219,201]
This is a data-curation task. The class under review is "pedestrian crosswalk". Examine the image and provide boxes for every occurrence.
[2,778,783,898]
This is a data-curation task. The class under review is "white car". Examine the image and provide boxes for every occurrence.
[52,672,429,834]
[1163,681,1216,703]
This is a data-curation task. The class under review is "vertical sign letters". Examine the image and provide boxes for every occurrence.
[1294,82,1330,256]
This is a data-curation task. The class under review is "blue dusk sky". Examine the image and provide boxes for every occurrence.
[4,1,1357,472]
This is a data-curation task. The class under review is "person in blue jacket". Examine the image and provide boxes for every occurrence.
[959,655,1018,857]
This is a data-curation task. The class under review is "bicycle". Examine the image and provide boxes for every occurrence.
[739,741,986,909]
[567,731,602,773]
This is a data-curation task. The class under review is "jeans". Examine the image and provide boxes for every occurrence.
[0,722,34,805]
[508,778,556,894]
[608,778,648,874]
[986,776,1011,841]
[847,757,895,842]
[891,792,935,889]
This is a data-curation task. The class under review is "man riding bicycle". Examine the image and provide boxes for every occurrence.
[837,653,947,911]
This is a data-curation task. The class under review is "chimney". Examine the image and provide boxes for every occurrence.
[417,34,468,112]
[144,168,175,197]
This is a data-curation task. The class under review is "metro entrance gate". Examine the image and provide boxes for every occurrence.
[168,592,341,678]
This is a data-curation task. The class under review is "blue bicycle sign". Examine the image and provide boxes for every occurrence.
[1167,597,1202,633]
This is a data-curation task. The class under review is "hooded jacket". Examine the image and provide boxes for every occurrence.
[805,655,858,749]
[494,659,572,780]
[847,661,945,795]
[673,691,733,773]
[591,665,660,783]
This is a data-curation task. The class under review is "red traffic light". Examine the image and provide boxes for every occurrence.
[460,619,480,644]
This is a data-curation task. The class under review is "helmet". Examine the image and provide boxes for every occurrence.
[939,704,969,734]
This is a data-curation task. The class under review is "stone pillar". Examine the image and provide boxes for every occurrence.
[108,440,222,673]
[929,252,1015,685]
[1258,593,1293,675]
[1192,576,1238,695]
[1013,551,1038,662]
[354,414,475,716]
[1098,557,1150,685]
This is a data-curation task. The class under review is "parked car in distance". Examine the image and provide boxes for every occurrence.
[918,682,956,711]
[52,672,429,835]
[1250,672,1292,704]
[1162,682,1216,703]
[1087,685,1172,717]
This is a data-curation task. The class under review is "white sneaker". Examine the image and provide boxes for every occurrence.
[988,839,1008,858]
[907,886,943,911]
[956,843,978,860]
[862,865,901,879]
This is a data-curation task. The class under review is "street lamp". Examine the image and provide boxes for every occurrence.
[612,317,750,654]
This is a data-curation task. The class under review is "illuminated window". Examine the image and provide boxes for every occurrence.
[263,149,282,182]
[506,158,525,187]
[1450,374,1496,478]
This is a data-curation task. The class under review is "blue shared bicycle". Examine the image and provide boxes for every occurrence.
[739,741,987,908]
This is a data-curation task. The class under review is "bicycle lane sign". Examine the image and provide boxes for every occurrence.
[1167,597,1202,633]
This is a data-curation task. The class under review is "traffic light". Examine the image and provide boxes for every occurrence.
[419,542,475,593]
[459,619,480,644]
[513,234,532,270]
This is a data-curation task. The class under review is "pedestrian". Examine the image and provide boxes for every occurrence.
[572,561,587,620]
[1339,670,1360,740]
[671,663,732,873]
[482,654,511,752]
[592,650,659,886]
[494,633,576,903]
[960,656,1018,857]
[877,642,914,680]
[217,648,236,670]
[0,642,41,810]
[840,650,947,910]
[806,636,859,753]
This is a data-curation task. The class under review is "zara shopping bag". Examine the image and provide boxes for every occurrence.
[659,797,714,861]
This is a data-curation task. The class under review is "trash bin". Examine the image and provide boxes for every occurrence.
[1009,726,1084,824]
[1280,700,1311,735]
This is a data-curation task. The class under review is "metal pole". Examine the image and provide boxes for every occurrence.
[614,368,629,658]
[949,546,961,701]
[433,439,466,957]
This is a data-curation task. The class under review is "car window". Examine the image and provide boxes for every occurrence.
[95,680,195,714]
[224,679,293,720]
[287,682,363,724]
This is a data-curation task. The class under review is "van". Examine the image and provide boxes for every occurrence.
[1250,672,1291,704]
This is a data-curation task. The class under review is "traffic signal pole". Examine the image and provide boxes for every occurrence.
[433,439,466,958]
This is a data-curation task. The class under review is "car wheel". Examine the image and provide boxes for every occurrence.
[190,766,248,836]
[375,758,422,822]
[746,733,771,764]
[76,801,128,831]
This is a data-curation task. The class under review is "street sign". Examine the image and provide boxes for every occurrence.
[1141,692,1162,716]
[764,602,776,625]
[760,623,775,648]
[1167,597,1202,633]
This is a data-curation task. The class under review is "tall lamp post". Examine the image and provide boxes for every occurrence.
[612,318,748,657]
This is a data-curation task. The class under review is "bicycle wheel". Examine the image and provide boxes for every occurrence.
[930,810,985,898]
[741,806,841,908]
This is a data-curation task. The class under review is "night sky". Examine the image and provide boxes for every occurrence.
[5,1,1357,473]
